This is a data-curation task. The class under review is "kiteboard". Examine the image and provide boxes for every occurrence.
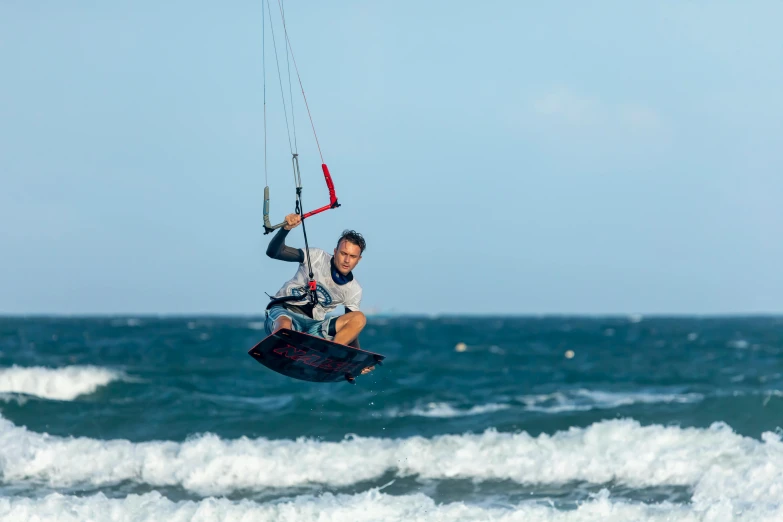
[248,328,385,383]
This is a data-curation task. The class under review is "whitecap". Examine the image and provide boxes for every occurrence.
[1,415,782,501]
[0,488,781,522]
[396,402,510,418]
[0,365,124,401]
[518,389,703,413]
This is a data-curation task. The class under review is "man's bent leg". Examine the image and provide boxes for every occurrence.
[272,316,292,334]
[333,312,373,374]
[333,311,367,346]
[265,306,296,336]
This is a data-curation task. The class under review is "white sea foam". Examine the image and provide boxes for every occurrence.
[2,415,783,504]
[390,390,699,419]
[518,389,703,413]
[1,489,781,522]
[395,402,510,418]
[728,339,749,349]
[0,366,124,401]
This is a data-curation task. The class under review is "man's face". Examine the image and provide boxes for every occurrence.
[334,240,362,275]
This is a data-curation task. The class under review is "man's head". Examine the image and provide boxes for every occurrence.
[333,230,365,276]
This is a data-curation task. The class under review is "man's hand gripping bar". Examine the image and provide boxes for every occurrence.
[263,164,340,234]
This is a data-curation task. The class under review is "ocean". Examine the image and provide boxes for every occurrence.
[1,315,782,521]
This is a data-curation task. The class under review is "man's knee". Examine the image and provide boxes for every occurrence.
[274,316,293,332]
[351,311,367,329]
[336,311,366,334]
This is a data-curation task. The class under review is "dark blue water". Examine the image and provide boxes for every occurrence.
[1,316,782,520]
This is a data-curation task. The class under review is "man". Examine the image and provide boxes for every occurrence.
[265,213,368,355]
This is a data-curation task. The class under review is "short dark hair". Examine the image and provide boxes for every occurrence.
[337,230,366,254]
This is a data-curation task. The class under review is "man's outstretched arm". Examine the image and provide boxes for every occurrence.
[266,215,305,262]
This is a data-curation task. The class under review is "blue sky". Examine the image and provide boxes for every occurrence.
[1,1,781,315]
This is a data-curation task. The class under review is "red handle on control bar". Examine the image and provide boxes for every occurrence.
[302,164,340,219]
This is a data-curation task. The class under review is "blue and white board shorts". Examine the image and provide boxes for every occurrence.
[265,305,337,341]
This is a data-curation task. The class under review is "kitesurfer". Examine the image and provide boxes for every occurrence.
[265,214,370,371]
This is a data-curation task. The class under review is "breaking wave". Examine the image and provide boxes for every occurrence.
[1,414,782,505]
[0,488,781,522]
[0,365,124,401]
